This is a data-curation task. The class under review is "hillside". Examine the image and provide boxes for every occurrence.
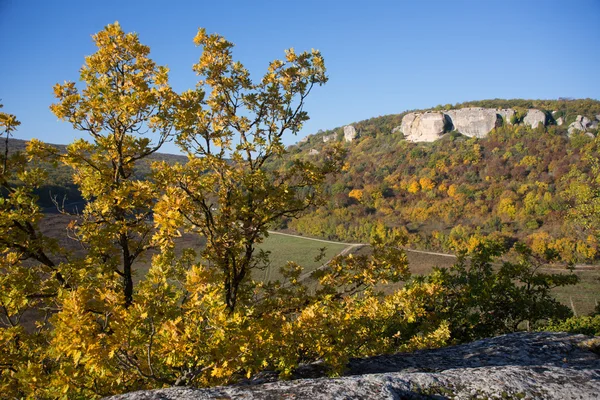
[297,98,600,142]
[1,138,187,208]
[278,99,600,263]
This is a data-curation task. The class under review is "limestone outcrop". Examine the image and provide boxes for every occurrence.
[399,112,448,142]
[568,115,599,135]
[523,109,547,129]
[556,116,564,126]
[106,332,600,400]
[444,107,500,138]
[322,133,336,143]
[497,108,515,125]
[343,125,358,142]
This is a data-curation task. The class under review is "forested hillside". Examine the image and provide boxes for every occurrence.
[280,99,600,263]
[1,138,187,208]
[299,98,600,142]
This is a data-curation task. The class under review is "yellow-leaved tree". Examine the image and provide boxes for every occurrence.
[0,24,450,398]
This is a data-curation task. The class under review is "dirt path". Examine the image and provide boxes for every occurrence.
[267,230,599,273]
[268,230,455,258]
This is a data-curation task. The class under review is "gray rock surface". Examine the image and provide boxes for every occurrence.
[568,115,596,135]
[343,125,358,142]
[400,112,448,142]
[523,109,547,129]
[556,117,564,126]
[106,332,600,400]
[308,148,319,155]
[322,133,336,143]
[444,107,500,138]
[497,108,515,125]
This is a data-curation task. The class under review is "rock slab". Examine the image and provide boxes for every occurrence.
[322,133,336,143]
[400,112,448,142]
[343,125,358,142]
[497,108,515,125]
[106,332,600,400]
[569,115,598,135]
[444,107,500,138]
[523,109,547,129]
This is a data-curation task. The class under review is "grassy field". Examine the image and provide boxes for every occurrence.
[38,214,350,285]
[255,233,349,283]
[37,214,600,316]
[354,245,600,317]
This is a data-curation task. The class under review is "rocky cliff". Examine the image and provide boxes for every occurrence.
[400,112,448,142]
[445,107,501,139]
[344,125,358,142]
[397,107,552,142]
[106,332,600,400]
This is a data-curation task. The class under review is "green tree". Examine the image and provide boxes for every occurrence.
[419,238,577,342]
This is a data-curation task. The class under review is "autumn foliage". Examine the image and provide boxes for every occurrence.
[0,23,583,399]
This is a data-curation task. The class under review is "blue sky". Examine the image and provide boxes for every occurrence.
[1,0,599,154]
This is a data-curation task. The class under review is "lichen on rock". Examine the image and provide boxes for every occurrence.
[105,332,600,400]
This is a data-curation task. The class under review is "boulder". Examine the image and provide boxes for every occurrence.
[106,332,600,400]
[523,109,547,129]
[576,115,592,126]
[308,148,319,155]
[343,125,358,142]
[596,114,600,121]
[497,108,515,125]
[568,115,596,135]
[400,111,448,142]
[322,133,336,143]
[556,117,564,126]
[444,107,499,138]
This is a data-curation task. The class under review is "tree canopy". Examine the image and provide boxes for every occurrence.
[0,24,584,399]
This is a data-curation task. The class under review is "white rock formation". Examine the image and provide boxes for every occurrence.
[399,112,448,142]
[523,109,547,129]
[308,148,319,155]
[322,133,336,143]
[556,117,564,126]
[497,109,515,125]
[343,125,358,142]
[444,107,499,138]
[568,115,597,135]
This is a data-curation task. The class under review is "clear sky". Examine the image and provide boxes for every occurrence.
[1,0,599,154]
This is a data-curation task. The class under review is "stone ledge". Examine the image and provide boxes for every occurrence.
[106,332,600,400]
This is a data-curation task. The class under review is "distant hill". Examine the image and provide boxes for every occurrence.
[1,138,187,209]
[295,98,600,145]
[277,98,600,263]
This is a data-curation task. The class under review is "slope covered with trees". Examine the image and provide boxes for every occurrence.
[285,99,600,264]
[0,24,591,399]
